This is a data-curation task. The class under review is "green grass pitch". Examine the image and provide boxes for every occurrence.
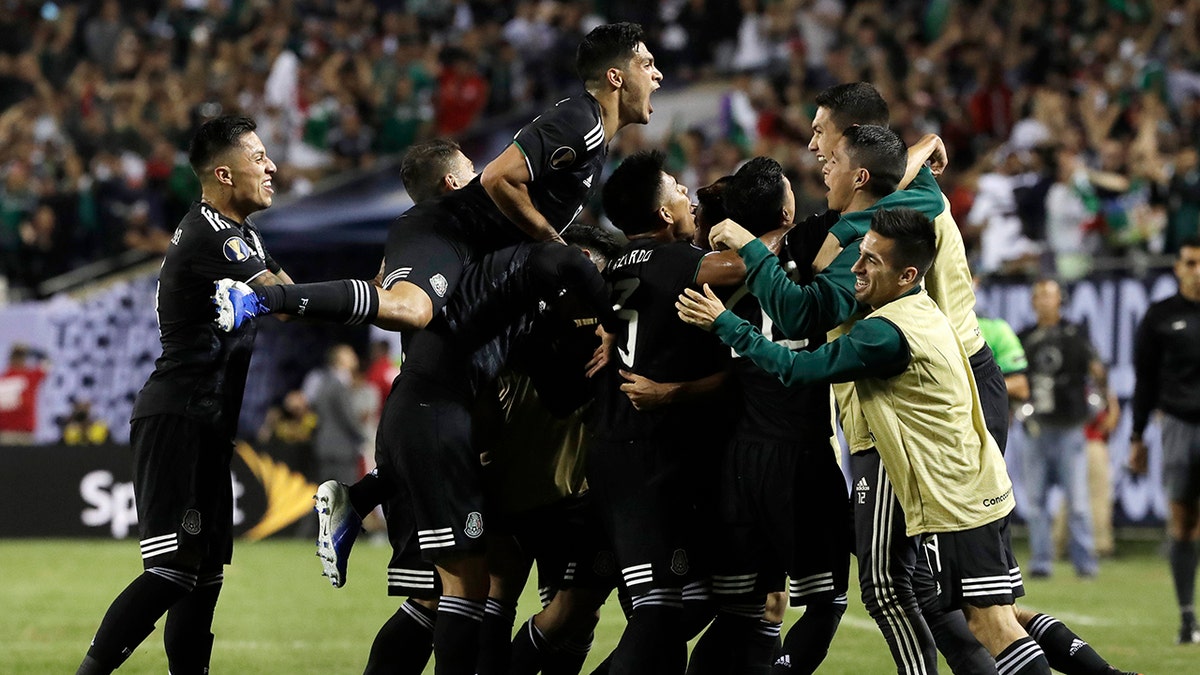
[0,538,1187,673]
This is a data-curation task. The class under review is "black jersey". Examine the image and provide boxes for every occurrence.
[444,94,607,240]
[132,202,272,433]
[1132,294,1200,432]
[589,240,730,442]
[398,242,613,399]
[727,213,836,442]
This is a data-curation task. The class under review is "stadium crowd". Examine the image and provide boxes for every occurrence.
[0,1,1191,671]
[1,0,1199,300]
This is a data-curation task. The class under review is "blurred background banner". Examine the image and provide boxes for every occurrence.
[0,441,316,540]
[0,265,1179,532]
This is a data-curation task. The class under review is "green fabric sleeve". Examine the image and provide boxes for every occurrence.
[739,238,866,338]
[978,317,1028,375]
[712,312,909,387]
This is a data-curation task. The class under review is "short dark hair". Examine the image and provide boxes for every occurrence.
[869,208,937,277]
[576,22,644,86]
[188,115,257,176]
[602,150,666,236]
[814,82,889,131]
[695,176,731,230]
[563,221,623,263]
[725,157,788,236]
[842,125,906,199]
[1178,236,1200,257]
[401,139,464,203]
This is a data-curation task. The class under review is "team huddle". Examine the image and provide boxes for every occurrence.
[77,21,1141,675]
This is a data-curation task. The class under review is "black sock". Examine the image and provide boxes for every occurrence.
[435,596,485,675]
[544,630,593,675]
[995,636,1050,675]
[1025,613,1112,675]
[589,652,613,675]
[349,471,395,518]
[1170,538,1199,620]
[745,619,782,675]
[681,581,717,641]
[365,599,436,675]
[773,598,846,675]
[510,617,550,675]
[687,611,741,675]
[255,279,379,325]
[164,571,223,675]
[477,598,517,675]
[79,570,193,673]
[611,602,686,675]
[927,608,994,675]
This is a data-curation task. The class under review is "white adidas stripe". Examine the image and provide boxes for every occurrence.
[869,462,931,675]
[400,602,435,631]
[382,268,412,290]
[201,206,229,232]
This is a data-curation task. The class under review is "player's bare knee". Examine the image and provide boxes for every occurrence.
[764,591,788,624]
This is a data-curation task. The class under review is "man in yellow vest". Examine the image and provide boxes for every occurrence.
[679,205,1046,675]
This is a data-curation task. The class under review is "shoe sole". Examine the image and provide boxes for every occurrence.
[314,481,359,588]
[213,279,237,332]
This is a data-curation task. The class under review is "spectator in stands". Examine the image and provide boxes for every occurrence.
[58,398,111,446]
[434,46,488,137]
[0,344,48,445]
[1166,144,1200,254]
[256,389,318,448]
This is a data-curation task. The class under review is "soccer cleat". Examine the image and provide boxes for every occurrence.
[314,480,361,588]
[212,278,263,332]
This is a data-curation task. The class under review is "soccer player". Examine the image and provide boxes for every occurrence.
[482,222,625,675]
[76,115,292,675]
[213,22,662,334]
[1129,238,1200,644]
[315,137,480,592]
[688,157,850,675]
[367,235,618,675]
[679,207,1051,675]
[705,121,1136,675]
[588,150,756,675]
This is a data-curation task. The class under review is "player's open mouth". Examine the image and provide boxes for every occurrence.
[264,181,274,194]
[855,278,867,291]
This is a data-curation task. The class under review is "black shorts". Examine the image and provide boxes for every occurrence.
[711,438,850,605]
[970,344,1010,455]
[1162,413,1200,503]
[920,515,1025,610]
[504,493,618,593]
[130,415,234,572]
[587,437,706,593]
[383,476,441,599]
[375,374,487,561]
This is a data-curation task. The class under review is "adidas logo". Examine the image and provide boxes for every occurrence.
[774,654,791,667]
[856,477,870,492]
[583,174,594,188]
[1068,638,1086,656]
